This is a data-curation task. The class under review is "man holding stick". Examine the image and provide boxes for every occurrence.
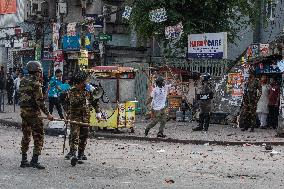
[64,71,101,166]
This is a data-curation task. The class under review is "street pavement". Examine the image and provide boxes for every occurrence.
[0,104,284,145]
[0,125,284,189]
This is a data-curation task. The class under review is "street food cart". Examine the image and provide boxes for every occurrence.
[88,66,138,130]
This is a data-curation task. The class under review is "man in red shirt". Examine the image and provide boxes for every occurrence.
[268,78,280,129]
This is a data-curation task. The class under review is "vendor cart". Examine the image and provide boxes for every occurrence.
[88,66,138,130]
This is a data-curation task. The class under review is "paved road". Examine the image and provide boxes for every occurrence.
[0,125,284,189]
[1,104,283,144]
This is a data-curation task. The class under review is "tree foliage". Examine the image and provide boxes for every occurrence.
[125,0,262,47]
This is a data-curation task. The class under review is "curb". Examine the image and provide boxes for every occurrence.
[1,118,284,146]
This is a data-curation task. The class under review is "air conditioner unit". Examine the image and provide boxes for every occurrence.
[104,5,117,23]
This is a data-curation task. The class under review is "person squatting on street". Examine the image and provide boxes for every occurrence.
[64,71,101,166]
[48,69,64,119]
[241,71,262,132]
[144,76,171,138]
[19,61,53,169]
[193,73,214,132]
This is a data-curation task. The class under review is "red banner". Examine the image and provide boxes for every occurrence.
[0,0,17,14]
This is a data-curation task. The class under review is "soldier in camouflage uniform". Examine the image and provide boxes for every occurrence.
[64,71,101,166]
[19,61,53,169]
[241,71,262,132]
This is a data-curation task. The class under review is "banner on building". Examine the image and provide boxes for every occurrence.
[149,8,167,23]
[188,32,227,59]
[0,0,17,14]
[63,35,81,51]
[54,50,64,74]
[52,23,60,51]
[227,73,244,97]
[78,49,88,66]
[122,6,132,20]
[84,14,103,28]
[260,43,269,57]
[165,22,183,39]
[35,45,41,61]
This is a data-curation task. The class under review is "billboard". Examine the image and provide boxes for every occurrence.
[188,32,227,59]
[0,0,17,14]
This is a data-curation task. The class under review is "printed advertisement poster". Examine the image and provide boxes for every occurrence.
[149,8,167,23]
[125,101,136,128]
[53,50,64,74]
[227,73,244,97]
[260,43,269,57]
[90,109,118,128]
[118,103,126,128]
[78,49,88,66]
[247,44,259,59]
[188,32,227,59]
[52,23,60,51]
[165,22,183,39]
[0,0,17,14]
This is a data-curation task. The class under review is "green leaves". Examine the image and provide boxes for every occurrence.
[125,0,263,45]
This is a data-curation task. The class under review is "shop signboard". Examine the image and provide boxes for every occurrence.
[78,49,88,66]
[35,45,41,61]
[42,51,54,60]
[97,33,112,42]
[62,35,81,51]
[188,32,227,59]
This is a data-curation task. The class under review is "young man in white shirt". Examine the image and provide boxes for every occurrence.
[145,76,171,138]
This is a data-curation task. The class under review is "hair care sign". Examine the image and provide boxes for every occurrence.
[188,32,227,59]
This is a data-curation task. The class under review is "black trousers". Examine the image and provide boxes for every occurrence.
[49,97,64,119]
[268,105,279,129]
[7,89,13,104]
[199,113,210,130]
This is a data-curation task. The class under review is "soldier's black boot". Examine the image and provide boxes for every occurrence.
[77,151,85,164]
[157,132,166,138]
[70,151,78,166]
[30,155,45,170]
[192,126,203,131]
[78,150,88,160]
[20,153,30,168]
[64,151,73,160]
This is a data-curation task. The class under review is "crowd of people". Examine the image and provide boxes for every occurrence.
[240,73,281,132]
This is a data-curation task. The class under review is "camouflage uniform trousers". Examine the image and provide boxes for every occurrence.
[20,110,44,156]
[242,105,257,130]
[69,115,90,153]
[146,108,167,133]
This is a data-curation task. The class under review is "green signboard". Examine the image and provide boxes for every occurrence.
[98,33,112,41]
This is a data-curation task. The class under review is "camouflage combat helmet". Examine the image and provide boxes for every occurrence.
[26,61,42,73]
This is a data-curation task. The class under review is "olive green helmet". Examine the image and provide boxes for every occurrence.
[27,61,42,73]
